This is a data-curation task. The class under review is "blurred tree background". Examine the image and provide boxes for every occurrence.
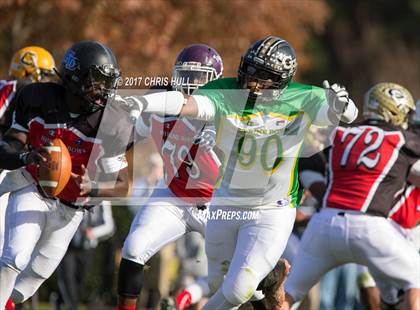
[0,0,419,307]
[0,0,419,103]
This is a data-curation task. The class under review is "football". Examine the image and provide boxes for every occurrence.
[38,138,72,197]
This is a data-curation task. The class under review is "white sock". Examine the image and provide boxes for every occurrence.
[187,277,210,304]
[0,265,19,308]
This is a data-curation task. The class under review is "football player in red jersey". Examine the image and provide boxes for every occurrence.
[283,82,420,310]
[117,44,223,310]
[357,101,420,309]
[0,45,56,202]
[0,46,55,310]
[0,41,131,307]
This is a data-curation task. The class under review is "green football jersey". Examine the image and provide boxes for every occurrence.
[194,78,329,208]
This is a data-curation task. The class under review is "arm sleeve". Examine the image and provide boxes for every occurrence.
[10,86,36,133]
[192,84,227,121]
[91,201,115,241]
[135,115,151,138]
[191,95,216,121]
[96,100,134,174]
[305,86,330,126]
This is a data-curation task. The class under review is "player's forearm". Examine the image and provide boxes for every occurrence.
[128,91,215,121]
[93,180,129,197]
[128,91,187,116]
[0,140,25,170]
[91,168,129,198]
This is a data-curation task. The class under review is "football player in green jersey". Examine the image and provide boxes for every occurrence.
[127,36,358,309]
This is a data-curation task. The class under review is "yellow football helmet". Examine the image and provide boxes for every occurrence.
[8,46,56,82]
[363,82,415,129]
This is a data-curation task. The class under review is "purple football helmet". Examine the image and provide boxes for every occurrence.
[173,44,223,95]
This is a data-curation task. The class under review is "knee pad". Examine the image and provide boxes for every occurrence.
[222,266,259,305]
[118,258,144,298]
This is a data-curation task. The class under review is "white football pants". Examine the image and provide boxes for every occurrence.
[203,204,296,309]
[285,208,420,302]
[0,184,83,306]
[122,186,208,264]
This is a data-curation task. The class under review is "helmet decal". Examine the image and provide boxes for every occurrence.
[20,51,37,66]
[63,49,79,71]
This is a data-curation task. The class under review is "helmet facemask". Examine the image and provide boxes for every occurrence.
[238,58,290,102]
[80,64,120,113]
[172,62,220,95]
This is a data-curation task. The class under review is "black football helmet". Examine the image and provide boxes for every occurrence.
[238,36,297,99]
[59,40,121,113]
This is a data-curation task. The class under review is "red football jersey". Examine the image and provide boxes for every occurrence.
[0,80,16,118]
[12,83,132,204]
[390,185,420,228]
[0,80,18,137]
[324,121,420,217]
[26,118,101,202]
[145,114,219,204]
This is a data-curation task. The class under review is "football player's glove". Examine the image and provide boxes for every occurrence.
[323,80,351,112]
[193,125,216,152]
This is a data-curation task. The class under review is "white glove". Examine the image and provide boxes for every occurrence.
[193,125,216,152]
[323,80,358,123]
[323,80,351,113]
[124,96,145,124]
